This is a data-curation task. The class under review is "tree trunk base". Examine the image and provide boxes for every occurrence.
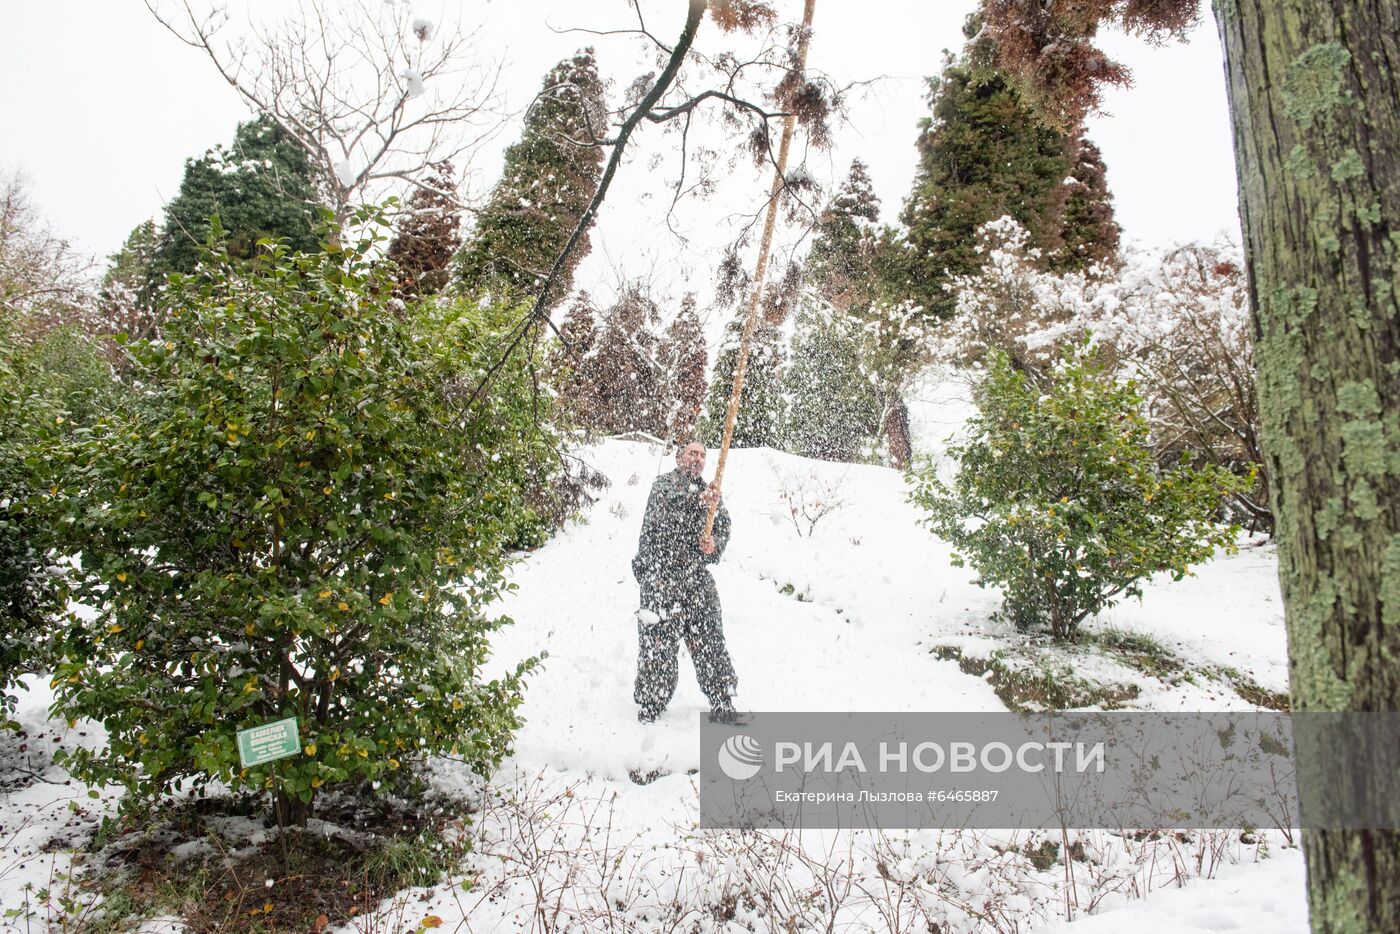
[274,790,312,828]
[883,400,912,469]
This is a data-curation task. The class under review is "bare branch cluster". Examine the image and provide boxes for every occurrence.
[356,767,1290,932]
[772,463,848,537]
[145,0,507,226]
[0,172,96,335]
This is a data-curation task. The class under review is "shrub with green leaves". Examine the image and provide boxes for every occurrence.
[1,325,53,730]
[911,346,1250,640]
[1,316,114,729]
[49,213,539,822]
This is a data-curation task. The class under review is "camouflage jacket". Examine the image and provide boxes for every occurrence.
[631,468,731,591]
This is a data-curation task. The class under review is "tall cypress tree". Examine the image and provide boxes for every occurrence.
[800,160,914,464]
[701,319,785,449]
[892,19,1120,315]
[655,294,708,443]
[387,161,462,299]
[155,115,321,276]
[457,49,606,310]
[895,58,1071,317]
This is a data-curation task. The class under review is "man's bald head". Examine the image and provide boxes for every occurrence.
[676,442,706,477]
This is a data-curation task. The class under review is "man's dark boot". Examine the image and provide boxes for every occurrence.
[638,704,664,723]
[707,702,748,726]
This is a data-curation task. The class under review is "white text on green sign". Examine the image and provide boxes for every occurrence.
[237,716,301,768]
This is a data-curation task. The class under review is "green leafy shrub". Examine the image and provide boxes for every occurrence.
[911,346,1250,640]
[49,212,539,822]
[0,317,114,728]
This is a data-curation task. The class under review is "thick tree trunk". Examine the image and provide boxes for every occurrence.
[1213,1,1400,930]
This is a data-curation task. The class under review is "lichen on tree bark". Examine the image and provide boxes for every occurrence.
[1214,0,1400,929]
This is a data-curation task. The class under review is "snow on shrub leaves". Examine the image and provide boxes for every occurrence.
[910,345,1251,640]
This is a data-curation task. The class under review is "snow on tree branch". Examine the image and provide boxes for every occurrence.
[145,0,506,228]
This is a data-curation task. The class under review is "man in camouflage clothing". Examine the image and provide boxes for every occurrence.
[631,441,741,724]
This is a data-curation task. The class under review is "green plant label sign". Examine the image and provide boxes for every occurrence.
[236,716,301,768]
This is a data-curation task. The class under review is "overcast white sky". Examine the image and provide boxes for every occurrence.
[0,1,1242,322]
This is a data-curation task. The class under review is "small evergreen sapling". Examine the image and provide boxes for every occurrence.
[782,304,880,462]
[701,319,786,449]
[99,219,162,349]
[654,294,708,445]
[576,285,662,436]
[911,346,1250,639]
[386,161,463,299]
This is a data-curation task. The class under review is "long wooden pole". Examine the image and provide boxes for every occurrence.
[703,0,817,537]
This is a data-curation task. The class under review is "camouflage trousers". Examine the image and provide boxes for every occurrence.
[634,572,737,714]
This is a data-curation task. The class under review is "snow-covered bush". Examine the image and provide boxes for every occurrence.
[47,212,539,823]
[1101,242,1267,529]
[935,216,1115,380]
[910,346,1250,640]
[941,219,1266,528]
[772,463,848,537]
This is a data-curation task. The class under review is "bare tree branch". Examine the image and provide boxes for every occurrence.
[145,0,505,230]
[0,171,97,333]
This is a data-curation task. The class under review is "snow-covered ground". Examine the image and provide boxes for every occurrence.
[1,677,127,931]
[409,434,1299,931]
[0,419,1304,930]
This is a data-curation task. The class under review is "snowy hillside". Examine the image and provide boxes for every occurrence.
[1,433,1302,932]
[408,436,1299,931]
[488,438,1288,783]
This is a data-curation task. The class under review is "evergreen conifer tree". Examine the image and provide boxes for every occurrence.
[799,160,911,464]
[701,319,785,449]
[577,285,661,435]
[1055,138,1121,272]
[98,219,161,345]
[895,59,1072,317]
[155,115,321,276]
[655,294,708,443]
[457,49,606,309]
[557,293,599,363]
[892,19,1121,315]
[387,162,462,299]
[807,160,883,312]
[547,292,600,427]
[783,305,880,461]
